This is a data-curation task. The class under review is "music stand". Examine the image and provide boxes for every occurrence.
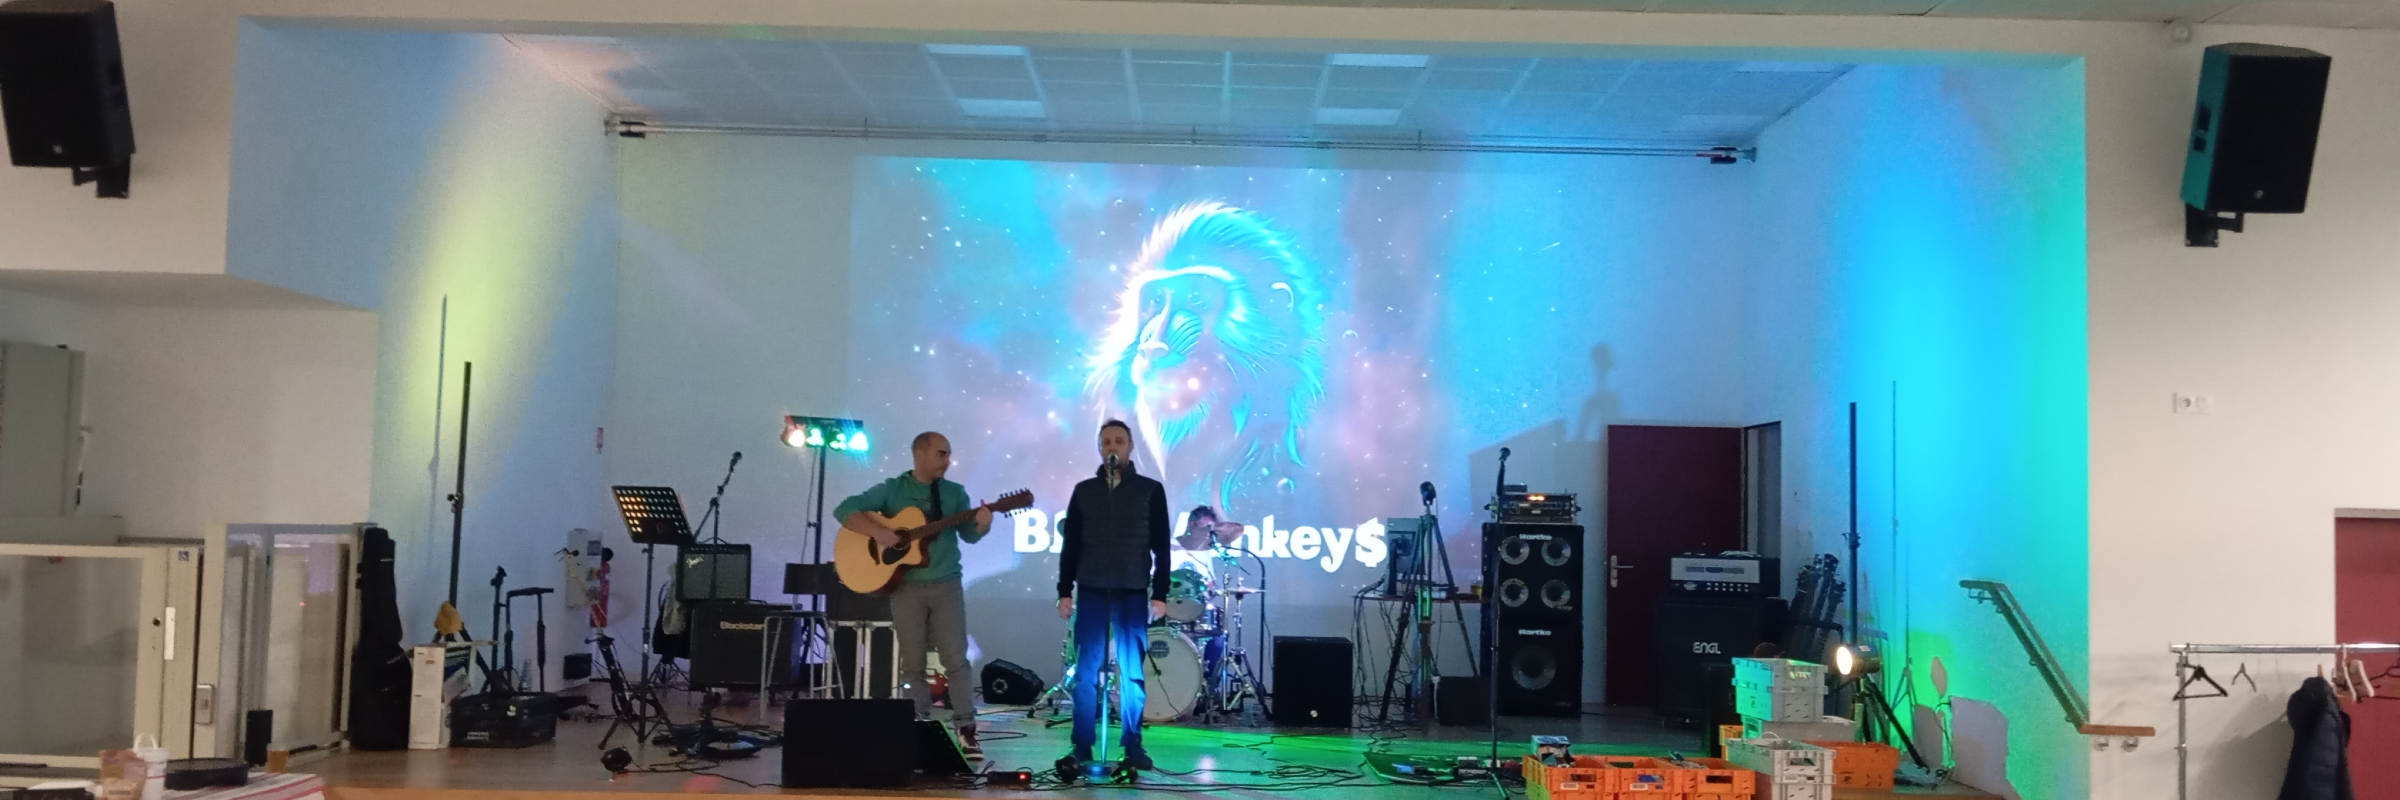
[615,486,695,682]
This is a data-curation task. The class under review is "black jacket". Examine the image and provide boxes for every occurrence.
[2277,676,2353,800]
[1056,462,1172,601]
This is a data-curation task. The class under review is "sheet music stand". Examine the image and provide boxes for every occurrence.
[614,486,694,681]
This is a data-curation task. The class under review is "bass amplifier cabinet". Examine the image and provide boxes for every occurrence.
[782,699,915,788]
[1487,522,1584,716]
[687,602,812,689]
[1650,594,1785,724]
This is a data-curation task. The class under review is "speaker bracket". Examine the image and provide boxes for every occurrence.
[71,158,129,199]
[2184,204,2244,247]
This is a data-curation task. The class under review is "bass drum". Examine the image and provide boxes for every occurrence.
[1141,627,1204,723]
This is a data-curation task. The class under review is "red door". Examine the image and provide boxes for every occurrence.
[2336,516,2400,797]
[1604,425,1743,707]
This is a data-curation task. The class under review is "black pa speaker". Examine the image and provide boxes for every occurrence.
[981,659,1045,705]
[2181,43,2330,216]
[0,0,134,197]
[782,699,915,788]
[1271,636,1352,727]
[1649,594,1783,724]
[1434,675,1489,727]
[686,603,806,689]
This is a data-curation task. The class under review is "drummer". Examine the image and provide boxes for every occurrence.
[1171,505,1247,580]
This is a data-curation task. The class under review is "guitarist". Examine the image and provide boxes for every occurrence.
[833,431,993,757]
[1054,419,1173,771]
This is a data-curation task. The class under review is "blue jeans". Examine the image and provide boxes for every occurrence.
[1070,588,1149,754]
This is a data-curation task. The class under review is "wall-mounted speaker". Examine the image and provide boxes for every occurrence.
[2181,43,2331,246]
[0,0,135,197]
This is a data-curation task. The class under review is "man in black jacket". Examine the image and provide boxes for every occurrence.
[1055,419,1172,771]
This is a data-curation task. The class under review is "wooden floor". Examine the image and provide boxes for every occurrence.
[303,687,1999,800]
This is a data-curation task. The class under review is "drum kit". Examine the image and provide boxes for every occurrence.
[1035,519,1270,726]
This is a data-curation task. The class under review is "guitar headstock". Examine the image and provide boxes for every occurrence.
[987,489,1036,514]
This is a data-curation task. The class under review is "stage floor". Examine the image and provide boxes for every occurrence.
[305,687,1997,800]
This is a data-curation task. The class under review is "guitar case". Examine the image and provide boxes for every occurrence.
[346,527,412,750]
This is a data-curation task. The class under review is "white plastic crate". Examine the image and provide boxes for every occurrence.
[1733,658,1829,721]
[1726,737,1833,783]
[1728,736,1835,800]
[1743,715,1858,743]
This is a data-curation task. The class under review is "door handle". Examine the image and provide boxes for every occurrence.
[1608,555,1624,589]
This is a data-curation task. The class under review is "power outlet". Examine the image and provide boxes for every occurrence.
[2173,392,2214,414]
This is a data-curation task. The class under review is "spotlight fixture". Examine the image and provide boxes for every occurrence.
[1834,643,1882,679]
[782,415,868,452]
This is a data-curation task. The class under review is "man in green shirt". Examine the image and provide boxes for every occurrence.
[834,431,994,756]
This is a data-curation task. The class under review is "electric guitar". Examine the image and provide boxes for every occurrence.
[834,490,1034,594]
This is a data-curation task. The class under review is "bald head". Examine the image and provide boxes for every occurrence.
[910,432,952,484]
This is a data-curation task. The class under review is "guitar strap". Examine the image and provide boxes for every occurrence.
[925,479,943,522]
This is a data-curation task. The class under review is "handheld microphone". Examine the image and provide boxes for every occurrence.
[731,451,743,466]
[1419,481,1438,505]
[1106,453,1122,469]
[1499,447,1511,462]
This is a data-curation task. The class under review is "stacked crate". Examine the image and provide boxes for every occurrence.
[1524,755,1761,800]
[1724,736,1834,800]
[1733,658,1830,723]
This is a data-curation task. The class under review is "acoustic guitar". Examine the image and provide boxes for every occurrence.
[834,489,1034,594]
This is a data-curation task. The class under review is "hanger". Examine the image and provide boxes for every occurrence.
[2329,645,2360,703]
[2229,663,2258,692]
[2349,658,2376,701]
[2175,664,2229,700]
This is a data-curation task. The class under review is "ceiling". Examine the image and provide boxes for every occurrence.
[509,37,1855,149]
[1079,0,2398,28]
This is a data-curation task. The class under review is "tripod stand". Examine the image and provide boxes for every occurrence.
[593,632,671,750]
[1376,487,1478,728]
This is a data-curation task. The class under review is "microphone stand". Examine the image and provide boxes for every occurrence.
[1486,447,1510,763]
[693,452,741,546]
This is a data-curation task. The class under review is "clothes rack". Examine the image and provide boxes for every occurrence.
[2168,642,2400,800]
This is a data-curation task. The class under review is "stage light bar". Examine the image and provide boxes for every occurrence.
[783,415,868,452]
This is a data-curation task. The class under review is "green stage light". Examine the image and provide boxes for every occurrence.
[783,415,866,452]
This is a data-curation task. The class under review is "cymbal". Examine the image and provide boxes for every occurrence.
[1223,587,1266,596]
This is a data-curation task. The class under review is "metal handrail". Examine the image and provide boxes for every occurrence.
[1961,580,2091,727]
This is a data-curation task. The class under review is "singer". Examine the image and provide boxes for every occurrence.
[1055,419,1172,770]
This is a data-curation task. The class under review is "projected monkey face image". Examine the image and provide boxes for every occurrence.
[1085,202,1328,515]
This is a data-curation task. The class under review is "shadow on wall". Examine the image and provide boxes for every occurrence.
[1950,698,2022,800]
[1464,343,1618,701]
[2195,692,2297,800]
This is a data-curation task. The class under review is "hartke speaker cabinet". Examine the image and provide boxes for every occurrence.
[2181,43,2330,216]
[0,0,135,197]
[1271,636,1352,727]
[782,699,915,788]
[1486,522,1584,716]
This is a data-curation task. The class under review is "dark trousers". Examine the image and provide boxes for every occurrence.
[1070,588,1149,753]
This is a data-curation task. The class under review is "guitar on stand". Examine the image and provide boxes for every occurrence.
[834,490,1035,594]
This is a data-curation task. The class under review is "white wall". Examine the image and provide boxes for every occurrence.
[1748,62,2089,798]
[228,28,621,687]
[77,306,377,539]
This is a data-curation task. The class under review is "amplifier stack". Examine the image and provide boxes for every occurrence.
[1485,521,1583,717]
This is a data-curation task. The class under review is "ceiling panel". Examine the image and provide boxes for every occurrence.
[513,35,1863,148]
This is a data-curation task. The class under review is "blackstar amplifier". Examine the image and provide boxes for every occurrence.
[1667,552,1780,596]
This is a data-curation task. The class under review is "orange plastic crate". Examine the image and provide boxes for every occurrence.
[1804,741,1899,789]
[1659,757,1757,798]
[1525,756,1678,800]
[1717,725,1743,758]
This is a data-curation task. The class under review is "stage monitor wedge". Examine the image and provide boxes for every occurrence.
[0,0,135,197]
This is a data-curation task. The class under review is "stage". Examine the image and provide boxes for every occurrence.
[300,688,2000,800]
